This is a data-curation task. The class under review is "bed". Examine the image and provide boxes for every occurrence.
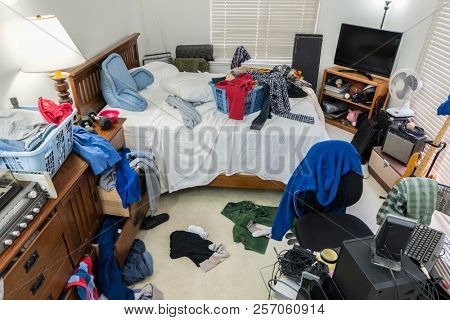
[69,33,329,192]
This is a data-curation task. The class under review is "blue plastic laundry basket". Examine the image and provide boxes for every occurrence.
[0,108,77,177]
[209,82,265,116]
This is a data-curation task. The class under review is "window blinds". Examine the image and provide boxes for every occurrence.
[211,0,320,60]
[411,0,450,185]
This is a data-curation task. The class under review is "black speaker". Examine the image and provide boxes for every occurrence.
[333,237,427,300]
[292,34,323,91]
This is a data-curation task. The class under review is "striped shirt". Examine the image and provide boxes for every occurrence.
[377,178,438,226]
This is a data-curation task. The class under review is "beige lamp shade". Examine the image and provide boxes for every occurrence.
[21,15,86,73]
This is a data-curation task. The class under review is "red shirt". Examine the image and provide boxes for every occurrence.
[215,73,254,120]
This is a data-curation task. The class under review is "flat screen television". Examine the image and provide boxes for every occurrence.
[334,24,403,77]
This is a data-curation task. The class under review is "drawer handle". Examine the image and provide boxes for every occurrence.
[24,251,40,273]
[30,273,45,296]
[47,294,53,300]
[93,190,99,202]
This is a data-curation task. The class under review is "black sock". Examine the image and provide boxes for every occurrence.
[140,213,170,230]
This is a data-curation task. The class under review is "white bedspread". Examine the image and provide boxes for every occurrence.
[104,83,329,193]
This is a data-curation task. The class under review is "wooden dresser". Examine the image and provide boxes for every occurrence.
[0,118,148,299]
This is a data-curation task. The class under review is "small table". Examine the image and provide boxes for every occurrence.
[368,147,406,191]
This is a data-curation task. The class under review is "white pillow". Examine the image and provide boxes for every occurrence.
[141,61,179,83]
[160,72,214,103]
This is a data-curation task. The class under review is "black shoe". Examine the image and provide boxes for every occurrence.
[140,213,169,230]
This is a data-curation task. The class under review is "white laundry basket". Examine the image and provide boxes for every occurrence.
[0,108,77,177]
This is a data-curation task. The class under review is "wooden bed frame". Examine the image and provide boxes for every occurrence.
[68,33,285,191]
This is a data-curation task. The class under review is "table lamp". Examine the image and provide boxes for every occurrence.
[21,15,86,105]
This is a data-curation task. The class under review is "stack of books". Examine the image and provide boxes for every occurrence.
[324,82,350,98]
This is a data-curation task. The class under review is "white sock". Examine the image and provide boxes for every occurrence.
[208,243,230,258]
[252,228,271,238]
[247,221,271,238]
[200,244,230,272]
[186,225,208,239]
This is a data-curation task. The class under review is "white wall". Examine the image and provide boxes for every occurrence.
[0,0,144,107]
[141,0,439,93]
[316,0,439,103]
[0,0,440,108]
[141,0,210,56]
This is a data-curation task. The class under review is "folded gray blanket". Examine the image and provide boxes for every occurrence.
[0,109,55,152]
[166,95,202,129]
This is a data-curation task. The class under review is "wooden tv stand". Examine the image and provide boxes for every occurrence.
[319,66,390,134]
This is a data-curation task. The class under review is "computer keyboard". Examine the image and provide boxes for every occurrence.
[405,224,445,272]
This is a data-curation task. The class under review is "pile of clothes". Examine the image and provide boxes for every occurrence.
[377,177,439,226]
[170,225,230,272]
[0,98,72,152]
[121,239,153,286]
[215,73,255,121]
[221,201,276,254]
[73,126,166,228]
[0,110,56,152]
[73,129,141,209]
[98,149,161,215]
[65,257,98,300]
[215,58,321,130]
[94,216,163,300]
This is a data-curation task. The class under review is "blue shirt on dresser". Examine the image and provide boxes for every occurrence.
[72,126,140,208]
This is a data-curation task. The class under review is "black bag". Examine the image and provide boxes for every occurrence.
[351,119,379,163]
[176,44,214,61]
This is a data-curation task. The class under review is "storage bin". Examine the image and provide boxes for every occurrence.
[209,82,265,116]
[0,108,77,177]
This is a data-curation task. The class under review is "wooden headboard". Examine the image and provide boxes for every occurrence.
[68,33,140,115]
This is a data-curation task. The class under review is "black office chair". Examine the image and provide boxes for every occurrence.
[294,171,374,251]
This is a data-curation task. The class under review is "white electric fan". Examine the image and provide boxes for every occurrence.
[387,69,422,118]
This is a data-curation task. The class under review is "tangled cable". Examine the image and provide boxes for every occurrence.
[264,246,326,299]
[276,246,325,282]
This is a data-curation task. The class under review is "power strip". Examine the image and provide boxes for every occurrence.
[12,171,57,199]
[270,276,300,300]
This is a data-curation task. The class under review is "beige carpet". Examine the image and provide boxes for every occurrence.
[136,175,386,300]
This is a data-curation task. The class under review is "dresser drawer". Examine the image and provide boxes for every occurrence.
[9,240,72,300]
[114,194,148,268]
[3,214,72,299]
[38,246,73,300]
[97,178,149,218]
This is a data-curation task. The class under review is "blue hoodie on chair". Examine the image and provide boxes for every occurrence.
[271,140,362,241]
